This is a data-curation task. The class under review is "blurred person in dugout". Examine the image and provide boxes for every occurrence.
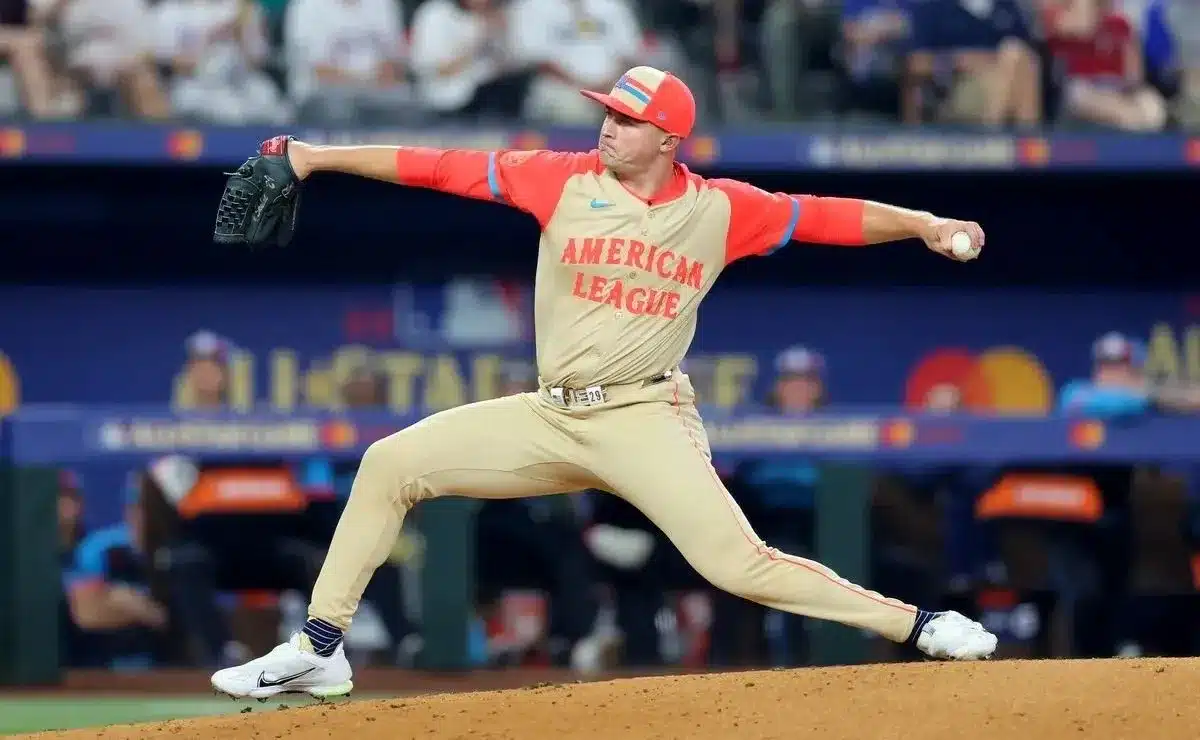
[284,0,415,125]
[711,346,829,667]
[474,359,620,673]
[0,0,57,118]
[174,330,230,410]
[30,0,169,118]
[63,473,170,671]
[409,0,532,121]
[903,0,1043,127]
[294,355,421,666]
[151,0,291,124]
[1060,332,1200,657]
[510,0,645,124]
[1040,0,1167,131]
[57,470,94,667]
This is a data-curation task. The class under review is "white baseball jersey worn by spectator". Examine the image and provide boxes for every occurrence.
[409,0,512,113]
[50,0,153,86]
[511,0,642,123]
[153,0,290,124]
[284,0,412,123]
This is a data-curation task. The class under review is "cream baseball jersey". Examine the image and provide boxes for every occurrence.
[393,147,865,388]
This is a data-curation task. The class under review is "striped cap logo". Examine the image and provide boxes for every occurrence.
[610,67,668,115]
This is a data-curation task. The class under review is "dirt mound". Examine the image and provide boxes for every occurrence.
[20,658,1200,740]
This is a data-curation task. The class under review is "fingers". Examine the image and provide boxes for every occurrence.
[967,221,985,249]
[928,220,985,261]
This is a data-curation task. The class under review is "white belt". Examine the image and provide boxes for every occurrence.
[545,370,673,408]
[548,385,607,407]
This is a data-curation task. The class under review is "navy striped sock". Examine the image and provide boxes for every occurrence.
[906,609,938,646]
[302,617,344,657]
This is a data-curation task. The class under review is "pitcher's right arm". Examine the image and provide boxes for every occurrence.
[285,139,600,228]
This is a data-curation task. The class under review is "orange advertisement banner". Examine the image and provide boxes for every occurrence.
[178,468,307,518]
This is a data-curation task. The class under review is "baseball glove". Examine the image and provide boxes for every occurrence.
[213,135,302,247]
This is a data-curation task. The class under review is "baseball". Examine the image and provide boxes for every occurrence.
[950,231,979,260]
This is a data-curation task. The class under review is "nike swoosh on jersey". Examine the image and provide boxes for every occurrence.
[589,199,614,208]
[257,667,318,688]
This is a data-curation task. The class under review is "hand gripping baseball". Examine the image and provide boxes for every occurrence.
[213,135,303,247]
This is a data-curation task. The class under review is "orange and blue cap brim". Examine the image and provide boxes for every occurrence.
[580,90,651,124]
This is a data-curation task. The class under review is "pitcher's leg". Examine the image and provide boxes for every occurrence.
[309,393,595,631]
[213,394,595,698]
[591,393,994,659]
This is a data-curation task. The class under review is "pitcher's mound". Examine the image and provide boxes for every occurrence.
[25,658,1200,739]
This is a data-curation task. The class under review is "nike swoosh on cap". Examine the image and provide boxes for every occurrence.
[257,667,317,688]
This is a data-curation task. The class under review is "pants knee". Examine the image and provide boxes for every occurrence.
[694,546,766,600]
[358,432,436,507]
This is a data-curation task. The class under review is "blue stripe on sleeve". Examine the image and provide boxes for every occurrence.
[765,196,801,255]
[487,152,503,200]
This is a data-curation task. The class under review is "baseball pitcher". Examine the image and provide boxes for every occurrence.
[211,66,996,700]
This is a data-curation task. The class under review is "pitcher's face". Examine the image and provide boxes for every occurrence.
[598,110,673,173]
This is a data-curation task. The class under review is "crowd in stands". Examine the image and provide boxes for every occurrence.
[0,0,1197,130]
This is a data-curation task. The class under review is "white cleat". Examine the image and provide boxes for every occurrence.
[915,611,998,661]
[211,633,354,700]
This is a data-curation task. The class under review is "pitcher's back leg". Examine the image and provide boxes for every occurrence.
[589,389,920,643]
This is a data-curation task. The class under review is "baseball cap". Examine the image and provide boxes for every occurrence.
[186,330,230,361]
[775,346,825,377]
[581,66,697,139]
[59,469,81,494]
[1092,332,1144,366]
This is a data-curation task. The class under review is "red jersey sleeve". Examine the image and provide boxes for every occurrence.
[395,148,600,228]
[711,178,866,264]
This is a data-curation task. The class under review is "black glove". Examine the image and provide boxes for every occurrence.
[213,135,302,246]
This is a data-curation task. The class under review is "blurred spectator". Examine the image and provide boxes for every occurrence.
[1114,465,1198,657]
[152,0,291,124]
[904,0,1042,127]
[1056,331,1200,656]
[1161,0,1200,128]
[64,477,168,670]
[57,470,91,667]
[511,0,644,124]
[57,469,85,560]
[283,0,414,125]
[647,0,771,121]
[1060,331,1200,415]
[836,0,911,119]
[1059,332,1150,415]
[0,0,56,117]
[409,0,530,120]
[175,330,230,410]
[34,0,169,118]
[1041,0,1166,131]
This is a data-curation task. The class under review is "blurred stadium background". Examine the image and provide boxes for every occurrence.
[1,0,1200,735]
